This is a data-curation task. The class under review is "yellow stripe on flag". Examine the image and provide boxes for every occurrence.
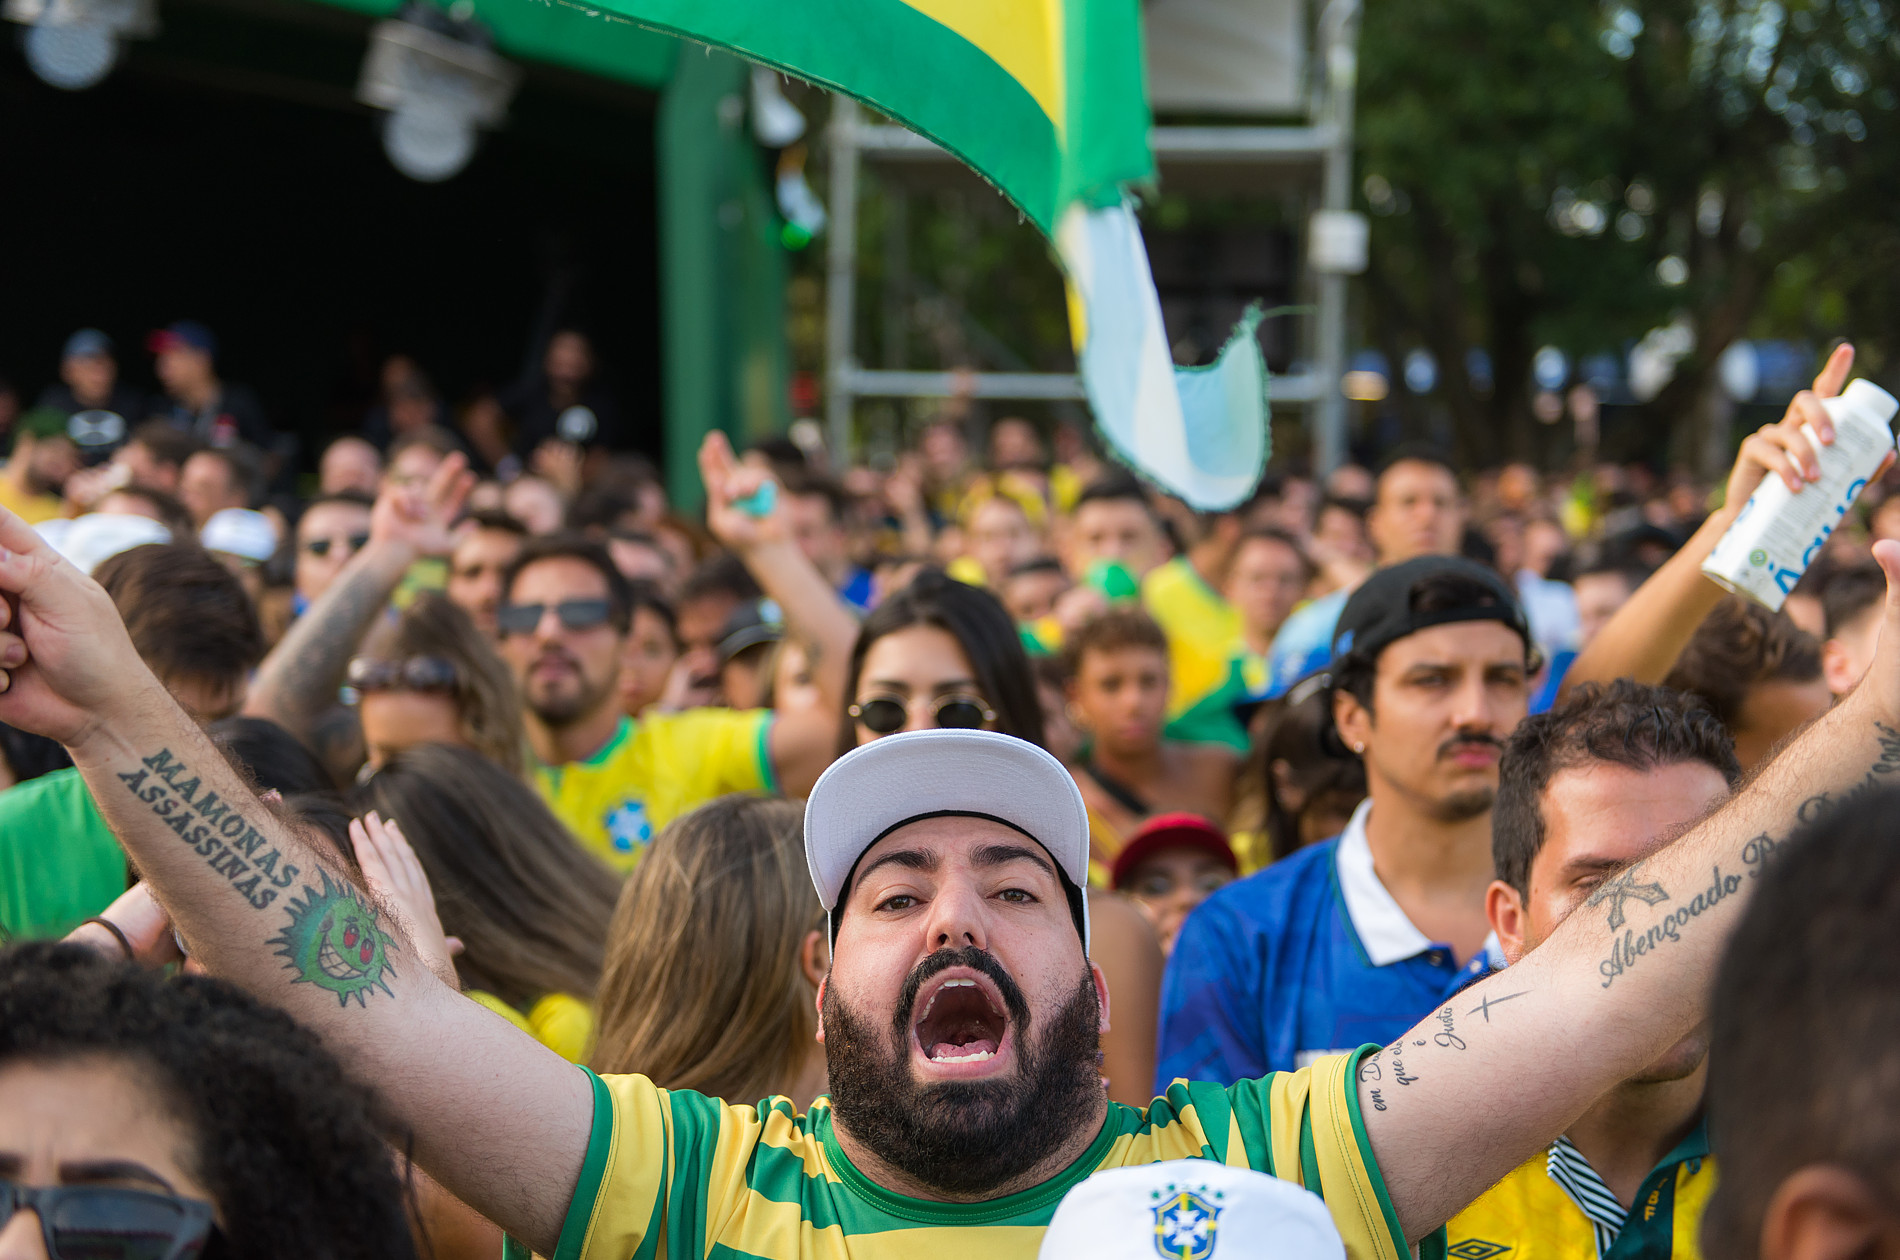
[897,0,1064,128]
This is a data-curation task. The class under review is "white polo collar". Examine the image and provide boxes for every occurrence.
[1335,799,1502,969]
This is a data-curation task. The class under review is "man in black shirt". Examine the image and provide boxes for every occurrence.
[499,329,629,456]
[148,321,273,451]
[33,329,145,465]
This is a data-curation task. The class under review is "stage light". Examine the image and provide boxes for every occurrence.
[357,3,518,183]
[6,0,157,90]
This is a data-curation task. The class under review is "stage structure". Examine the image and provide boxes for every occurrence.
[822,0,1366,473]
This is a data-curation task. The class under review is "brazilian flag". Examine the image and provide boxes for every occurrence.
[548,0,1271,509]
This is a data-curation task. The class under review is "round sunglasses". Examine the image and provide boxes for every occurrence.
[1,1179,217,1260]
[849,692,996,736]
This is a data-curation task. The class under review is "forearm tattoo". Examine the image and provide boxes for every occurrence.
[1595,719,1900,988]
[118,747,400,1007]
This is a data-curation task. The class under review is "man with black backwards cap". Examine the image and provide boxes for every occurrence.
[1158,555,1533,1087]
[148,320,272,450]
[14,495,1900,1255]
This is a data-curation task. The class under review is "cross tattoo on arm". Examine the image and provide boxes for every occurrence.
[1584,867,1672,930]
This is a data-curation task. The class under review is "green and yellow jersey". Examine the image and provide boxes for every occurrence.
[532,710,775,873]
[1141,556,1241,723]
[1446,1122,1713,1260]
[519,1046,1409,1260]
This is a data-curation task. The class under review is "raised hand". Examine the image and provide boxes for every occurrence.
[351,810,462,989]
[0,505,161,751]
[698,430,785,551]
[371,450,476,559]
[1725,342,1895,506]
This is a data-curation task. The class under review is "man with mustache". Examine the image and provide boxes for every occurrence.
[1159,556,1531,1083]
[11,499,1900,1256]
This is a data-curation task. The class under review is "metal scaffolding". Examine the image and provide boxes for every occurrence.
[823,0,1362,474]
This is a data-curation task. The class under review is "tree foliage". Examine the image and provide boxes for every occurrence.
[1358,0,1900,468]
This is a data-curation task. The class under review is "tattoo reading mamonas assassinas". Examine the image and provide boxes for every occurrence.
[118,746,400,1007]
[1593,718,1900,989]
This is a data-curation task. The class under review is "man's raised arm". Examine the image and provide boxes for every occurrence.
[0,506,588,1256]
[243,452,473,781]
[698,430,860,796]
[1364,538,1900,1240]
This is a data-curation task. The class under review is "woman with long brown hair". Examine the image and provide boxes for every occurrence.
[355,742,619,1061]
[349,592,530,776]
[592,795,829,1109]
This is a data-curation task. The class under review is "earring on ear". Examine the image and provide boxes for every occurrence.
[1352,741,1365,754]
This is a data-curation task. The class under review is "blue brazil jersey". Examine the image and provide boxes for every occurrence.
[1156,801,1498,1091]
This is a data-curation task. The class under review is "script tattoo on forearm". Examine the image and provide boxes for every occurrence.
[1596,720,1900,988]
[1357,1054,1388,1110]
[118,747,400,1008]
[1432,1004,1466,1050]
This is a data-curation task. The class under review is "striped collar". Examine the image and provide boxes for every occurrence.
[1547,1135,1626,1258]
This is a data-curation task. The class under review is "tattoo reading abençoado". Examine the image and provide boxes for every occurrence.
[269,870,399,1007]
[1596,721,1900,989]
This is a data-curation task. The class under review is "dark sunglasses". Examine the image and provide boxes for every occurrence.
[497,599,613,637]
[342,655,459,701]
[301,532,369,558]
[0,1179,217,1260]
[849,693,996,736]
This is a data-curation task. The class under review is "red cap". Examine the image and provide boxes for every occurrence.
[1109,812,1237,890]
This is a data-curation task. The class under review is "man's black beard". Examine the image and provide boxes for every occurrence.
[822,945,1104,1198]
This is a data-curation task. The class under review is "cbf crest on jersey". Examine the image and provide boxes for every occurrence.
[1151,1184,1223,1259]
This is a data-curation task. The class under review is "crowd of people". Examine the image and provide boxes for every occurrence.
[0,323,1897,1259]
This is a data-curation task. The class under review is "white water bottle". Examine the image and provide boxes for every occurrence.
[1702,379,1899,611]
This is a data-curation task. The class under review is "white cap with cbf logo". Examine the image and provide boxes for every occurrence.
[1037,1160,1344,1260]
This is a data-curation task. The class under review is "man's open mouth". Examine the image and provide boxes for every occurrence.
[911,971,1010,1065]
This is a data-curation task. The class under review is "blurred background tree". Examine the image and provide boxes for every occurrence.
[1358,0,1900,473]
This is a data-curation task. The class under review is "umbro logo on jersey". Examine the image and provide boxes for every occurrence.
[1447,1240,1513,1259]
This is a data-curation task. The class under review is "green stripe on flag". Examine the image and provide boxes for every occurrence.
[544,0,1066,228]
[1057,0,1153,211]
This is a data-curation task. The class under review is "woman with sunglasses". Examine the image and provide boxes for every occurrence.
[0,940,415,1260]
[347,592,529,777]
[840,567,1045,751]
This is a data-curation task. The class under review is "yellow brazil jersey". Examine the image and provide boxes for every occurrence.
[520,1047,1410,1260]
[533,710,775,873]
[1141,556,1241,721]
[468,991,596,1064]
[0,479,64,525]
[1445,1123,1713,1260]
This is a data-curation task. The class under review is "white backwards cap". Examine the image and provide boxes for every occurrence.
[803,729,1092,952]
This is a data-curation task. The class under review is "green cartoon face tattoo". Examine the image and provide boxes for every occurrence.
[269,870,398,1007]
